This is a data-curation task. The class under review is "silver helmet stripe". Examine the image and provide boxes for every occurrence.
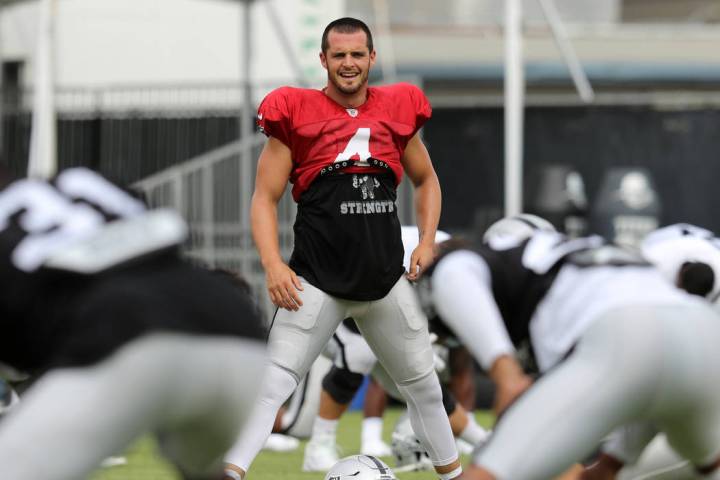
[364,455,388,474]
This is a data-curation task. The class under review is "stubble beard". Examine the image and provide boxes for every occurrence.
[330,69,369,96]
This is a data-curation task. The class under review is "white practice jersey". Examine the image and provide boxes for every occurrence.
[429,231,696,372]
[641,223,720,300]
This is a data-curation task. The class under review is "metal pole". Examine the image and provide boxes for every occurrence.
[372,0,397,83]
[504,0,524,216]
[28,0,57,178]
[263,0,309,87]
[537,0,594,103]
[239,0,254,274]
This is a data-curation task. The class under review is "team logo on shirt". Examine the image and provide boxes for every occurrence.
[353,174,380,200]
[340,174,396,215]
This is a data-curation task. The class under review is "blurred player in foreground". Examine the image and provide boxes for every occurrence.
[224,16,460,480]
[0,168,266,480]
[418,215,720,480]
[582,223,720,480]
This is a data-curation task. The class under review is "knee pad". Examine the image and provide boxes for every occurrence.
[260,363,299,407]
[398,372,443,406]
[440,383,457,416]
[322,366,365,404]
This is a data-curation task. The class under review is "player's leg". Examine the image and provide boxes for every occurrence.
[652,305,720,480]
[465,307,667,480]
[156,336,267,479]
[224,280,345,477]
[362,376,392,456]
[279,356,333,439]
[445,389,490,449]
[356,277,461,478]
[304,321,378,470]
[0,333,246,480]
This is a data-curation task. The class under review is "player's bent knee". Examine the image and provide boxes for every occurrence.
[397,372,443,406]
[259,364,299,406]
[322,366,365,404]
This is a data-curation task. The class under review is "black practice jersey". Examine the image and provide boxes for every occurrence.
[0,168,265,372]
[290,170,405,301]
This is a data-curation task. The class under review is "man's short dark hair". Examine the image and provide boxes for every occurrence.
[677,261,715,298]
[321,17,373,53]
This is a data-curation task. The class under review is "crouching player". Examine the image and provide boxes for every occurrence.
[419,215,720,480]
[582,223,720,480]
[0,168,266,480]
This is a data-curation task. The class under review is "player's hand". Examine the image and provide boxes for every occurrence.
[494,373,533,417]
[579,454,624,480]
[407,243,435,281]
[264,260,304,311]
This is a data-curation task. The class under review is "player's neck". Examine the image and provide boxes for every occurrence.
[323,84,369,108]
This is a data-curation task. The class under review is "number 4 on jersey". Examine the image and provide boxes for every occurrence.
[335,128,371,164]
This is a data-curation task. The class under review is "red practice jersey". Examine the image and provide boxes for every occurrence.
[257,82,431,201]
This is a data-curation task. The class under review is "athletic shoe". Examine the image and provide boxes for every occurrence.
[361,440,392,457]
[263,433,300,452]
[302,437,341,472]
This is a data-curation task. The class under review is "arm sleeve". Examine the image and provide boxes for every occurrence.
[431,250,515,371]
[257,88,293,148]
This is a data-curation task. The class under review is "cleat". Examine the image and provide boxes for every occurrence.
[302,437,341,472]
[361,440,392,457]
[263,433,300,452]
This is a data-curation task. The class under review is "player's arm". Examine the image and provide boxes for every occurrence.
[431,250,532,416]
[448,346,477,411]
[401,133,441,280]
[251,137,303,311]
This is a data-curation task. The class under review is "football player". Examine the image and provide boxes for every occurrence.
[0,168,267,480]
[301,227,488,472]
[581,223,720,480]
[223,17,461,480]
[418,215,720,480]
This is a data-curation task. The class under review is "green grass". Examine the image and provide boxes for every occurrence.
[89,408,495,480]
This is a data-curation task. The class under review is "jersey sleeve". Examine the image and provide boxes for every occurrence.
[257,88,293,148]
[431,249,516,371]
[405,83,432,133]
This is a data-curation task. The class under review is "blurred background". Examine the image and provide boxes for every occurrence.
[1,0,719,314]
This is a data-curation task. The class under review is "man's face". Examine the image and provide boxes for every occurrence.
[320,30,376,96]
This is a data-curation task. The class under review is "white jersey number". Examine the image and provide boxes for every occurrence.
[335,128,372,164]
[0,169,146,272]
[0,180,106,271]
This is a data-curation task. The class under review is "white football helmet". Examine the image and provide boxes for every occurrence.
[390,412,434,473]
[483,213,556,245]
[324,455,397,480]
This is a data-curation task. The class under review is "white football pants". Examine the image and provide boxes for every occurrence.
[225,276,458,471]
[475,304,720,480]
[0,334,266,480]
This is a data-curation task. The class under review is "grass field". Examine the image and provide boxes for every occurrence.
[90,408,495,480]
